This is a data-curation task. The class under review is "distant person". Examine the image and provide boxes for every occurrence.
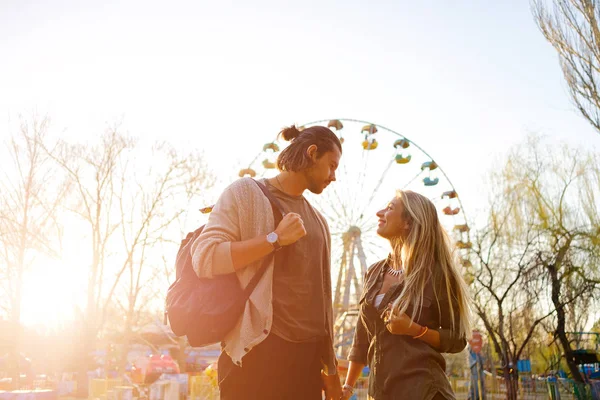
[192,125,343,400]
[341,190,472,400]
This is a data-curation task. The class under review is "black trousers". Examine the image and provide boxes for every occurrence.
[218,334,323,400]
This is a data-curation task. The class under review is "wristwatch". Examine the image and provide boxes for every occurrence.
[266,231,282,252]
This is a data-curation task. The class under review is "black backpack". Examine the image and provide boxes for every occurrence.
[164,179,284,347]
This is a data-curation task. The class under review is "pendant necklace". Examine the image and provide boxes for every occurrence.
[387,266,403,277]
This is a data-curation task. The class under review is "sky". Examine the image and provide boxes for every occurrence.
[1,0,599,214]
[2,0,600,328]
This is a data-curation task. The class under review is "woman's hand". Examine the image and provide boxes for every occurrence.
[341,387,353,400]
[382,308,421,336]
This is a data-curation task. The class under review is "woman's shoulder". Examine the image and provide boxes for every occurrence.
[364,259,387,281]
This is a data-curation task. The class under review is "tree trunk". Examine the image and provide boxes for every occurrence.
[76,230,102,397]
[119,303,136,377]
[8,326,20,390]
[10,233,27,389]
[548,263,584,383]
[502,363,519,400]
[9,293,22,389]
[75,317,97,397]
[119,329,132,377]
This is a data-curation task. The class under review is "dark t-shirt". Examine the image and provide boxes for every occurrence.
[266,181,329,343]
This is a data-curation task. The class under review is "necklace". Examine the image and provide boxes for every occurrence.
[387,266,403,277]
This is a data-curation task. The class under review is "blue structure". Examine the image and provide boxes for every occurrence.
[517,359,532,373]
[468,348,486,400]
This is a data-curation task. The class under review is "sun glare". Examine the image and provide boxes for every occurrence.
[20,257,86,330]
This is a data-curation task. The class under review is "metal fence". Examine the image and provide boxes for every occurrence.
[90,374,599,400]
[448,376,600,400]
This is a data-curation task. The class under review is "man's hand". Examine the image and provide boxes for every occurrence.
[322,371,342,400]
[341,386,353,400]
[274,212,306,246]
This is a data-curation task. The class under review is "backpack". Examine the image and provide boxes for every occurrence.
[164,179,284,347]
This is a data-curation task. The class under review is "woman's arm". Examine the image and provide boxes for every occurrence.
[342,361,365,399]
[344,286,372,393]
[384,312,442,349]
[384,302,466,353]
[435,300,468,353]
[344,317,369,399]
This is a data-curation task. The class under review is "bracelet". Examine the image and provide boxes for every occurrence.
[412,325,428,339]
[342,384,354,394]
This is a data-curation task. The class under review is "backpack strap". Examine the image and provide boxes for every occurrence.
[241,179,285,298]
[253,179,286,219]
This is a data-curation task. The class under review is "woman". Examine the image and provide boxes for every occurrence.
[341,190,472,400]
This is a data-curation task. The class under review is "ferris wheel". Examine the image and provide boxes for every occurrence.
[237,119,472,355]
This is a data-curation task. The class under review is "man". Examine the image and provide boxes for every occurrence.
[192,124,343,399]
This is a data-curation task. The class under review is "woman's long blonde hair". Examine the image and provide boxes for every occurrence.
[390,190,472,339]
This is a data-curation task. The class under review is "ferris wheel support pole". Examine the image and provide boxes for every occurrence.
[355,234,368,295]
[351,263,360,309]
[334,247,347,316]
[356,234,368,280]
[342,239,356,313]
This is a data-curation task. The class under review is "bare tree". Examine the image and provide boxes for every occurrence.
[49,127,214,394]
[497,136,598,384]
[472,135,600,398]
[47,127,130,394]
[107,143,214,372]
[533,0,600,135]
[0,115,68,388]
[527,143,598,386]
[472,191,552,400]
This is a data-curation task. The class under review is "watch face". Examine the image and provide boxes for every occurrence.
[267,232,278,243]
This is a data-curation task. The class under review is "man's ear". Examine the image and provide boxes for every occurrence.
[306,144,318,161]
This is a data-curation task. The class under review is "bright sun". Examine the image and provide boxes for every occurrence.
[20,256,86,330]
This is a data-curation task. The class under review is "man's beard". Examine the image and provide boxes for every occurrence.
[305,168,324,195]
